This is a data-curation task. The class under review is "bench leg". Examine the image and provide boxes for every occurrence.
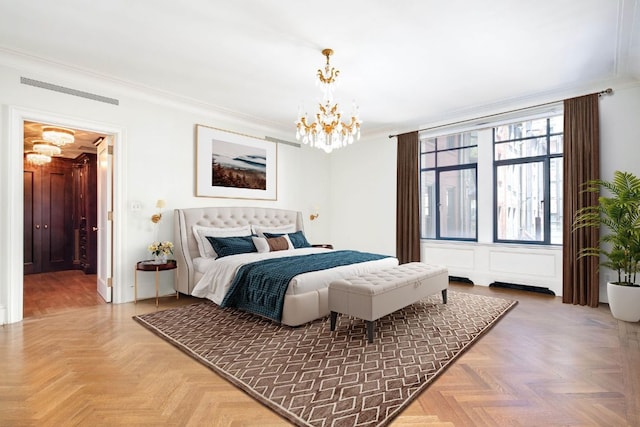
[366,321,374,343]
[330,311,338,331]
[442,289,448,304]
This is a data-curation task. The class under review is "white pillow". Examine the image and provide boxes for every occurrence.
[252,223,297,238]
[252,235,293,253]
[192,224,252,258]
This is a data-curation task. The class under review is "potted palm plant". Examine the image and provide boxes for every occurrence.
[573,170,640,322]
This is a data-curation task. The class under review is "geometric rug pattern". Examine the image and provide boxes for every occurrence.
[134,290,517,427]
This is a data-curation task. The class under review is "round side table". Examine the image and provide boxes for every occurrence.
[134,259,179,306]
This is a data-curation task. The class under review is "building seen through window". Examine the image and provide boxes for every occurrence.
[494,115,563,244]
[420,132,478,240]
[419,112,563,245]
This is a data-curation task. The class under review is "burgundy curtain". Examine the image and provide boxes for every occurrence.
[562,94,600,306]
[396,131,420,264]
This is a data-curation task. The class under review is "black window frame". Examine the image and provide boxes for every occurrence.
[419,132,478,242]
[492,116,563,245]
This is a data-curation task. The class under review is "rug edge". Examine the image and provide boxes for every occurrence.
[132,309,312,427]
[378,297,519,427]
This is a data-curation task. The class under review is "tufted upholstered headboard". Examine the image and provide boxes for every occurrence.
[173,206,304,295]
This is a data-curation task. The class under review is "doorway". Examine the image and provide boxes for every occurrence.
[23,121,106,316]
[4,106,123,324]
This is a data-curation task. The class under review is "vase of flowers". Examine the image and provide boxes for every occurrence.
[148,241,174,264]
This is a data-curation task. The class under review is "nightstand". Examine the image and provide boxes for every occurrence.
[312,244,334,249]
[134,259,179,306]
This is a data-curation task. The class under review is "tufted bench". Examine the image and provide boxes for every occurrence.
[329,262,449,343]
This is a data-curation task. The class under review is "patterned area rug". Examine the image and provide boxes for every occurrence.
[134,290,516,427]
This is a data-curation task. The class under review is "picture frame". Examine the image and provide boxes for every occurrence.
[195,125,277,200]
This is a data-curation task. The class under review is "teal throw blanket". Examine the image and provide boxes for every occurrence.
[220,250,391,322]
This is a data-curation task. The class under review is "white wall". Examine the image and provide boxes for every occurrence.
[597,84,640,300]
[329,135,397,255]
[600,85,640,183]
[0,52,331,323]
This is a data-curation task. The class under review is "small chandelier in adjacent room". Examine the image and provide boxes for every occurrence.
[25,151,52,166]
[32,139,62,157]
[295,48,361,153]
[42,125,75,146]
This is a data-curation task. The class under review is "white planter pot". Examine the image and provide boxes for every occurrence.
[607,282,640,322]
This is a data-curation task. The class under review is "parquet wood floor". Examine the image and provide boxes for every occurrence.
[22,270,106,318]
[2,277,639,426]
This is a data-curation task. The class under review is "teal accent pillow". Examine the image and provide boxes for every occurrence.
[264,230,311,249]
[206,236,257,258]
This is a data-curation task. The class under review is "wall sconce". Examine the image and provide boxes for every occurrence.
[309,206,319,221]
[151,199,166,223]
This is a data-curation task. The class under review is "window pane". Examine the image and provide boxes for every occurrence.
[420,170,436,238]
[550,135,563,154]
[438,132,477,150]
[437,147,478,167]
[496,162,544,241]
[420,152,435,168]
[420,138,436,153]
[494,118,548,142]
[439,169,476,239]
[549,115,563,134]
[495,137,547,160]
[550,158,563,244]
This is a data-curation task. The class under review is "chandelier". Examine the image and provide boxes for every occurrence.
[42,125,75,146]
[295,48,361,153]
[32,139,62,157]
[25,151,52,166]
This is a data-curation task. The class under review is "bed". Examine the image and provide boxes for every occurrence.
[173,206,398,326]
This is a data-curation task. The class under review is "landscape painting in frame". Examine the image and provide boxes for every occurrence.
[196,125,277,200]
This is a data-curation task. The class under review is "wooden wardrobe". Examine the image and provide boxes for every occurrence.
[23,153,97,275]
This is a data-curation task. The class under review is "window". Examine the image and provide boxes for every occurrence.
[494,115,563,244]
[420,132,478,240]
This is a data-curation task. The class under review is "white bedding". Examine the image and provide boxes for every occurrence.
[191,248,398,305]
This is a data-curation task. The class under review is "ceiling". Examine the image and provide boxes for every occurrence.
[1,1,639,141]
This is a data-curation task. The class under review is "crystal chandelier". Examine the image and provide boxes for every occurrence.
[32,139,62,157]
[25,151,52,166]
[42,125,75,146]
[295,48,361,153]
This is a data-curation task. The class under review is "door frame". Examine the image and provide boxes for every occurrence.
[4,106,125,324]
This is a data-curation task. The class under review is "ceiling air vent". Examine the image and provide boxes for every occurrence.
[20,77,119,106]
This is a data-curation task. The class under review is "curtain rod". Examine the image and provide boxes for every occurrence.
[388,88,613,139]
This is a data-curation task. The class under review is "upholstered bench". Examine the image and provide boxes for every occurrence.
[329,262,449,343]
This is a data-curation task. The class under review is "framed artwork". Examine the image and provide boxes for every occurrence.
[196,125,277,200]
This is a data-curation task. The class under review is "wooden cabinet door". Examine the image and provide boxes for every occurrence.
[23,166,43,275]
[23,158,74,274]
[42,161,74,272]
[75,154,97,274]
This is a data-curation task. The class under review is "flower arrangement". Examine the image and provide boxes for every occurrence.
[148,241,174,257]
